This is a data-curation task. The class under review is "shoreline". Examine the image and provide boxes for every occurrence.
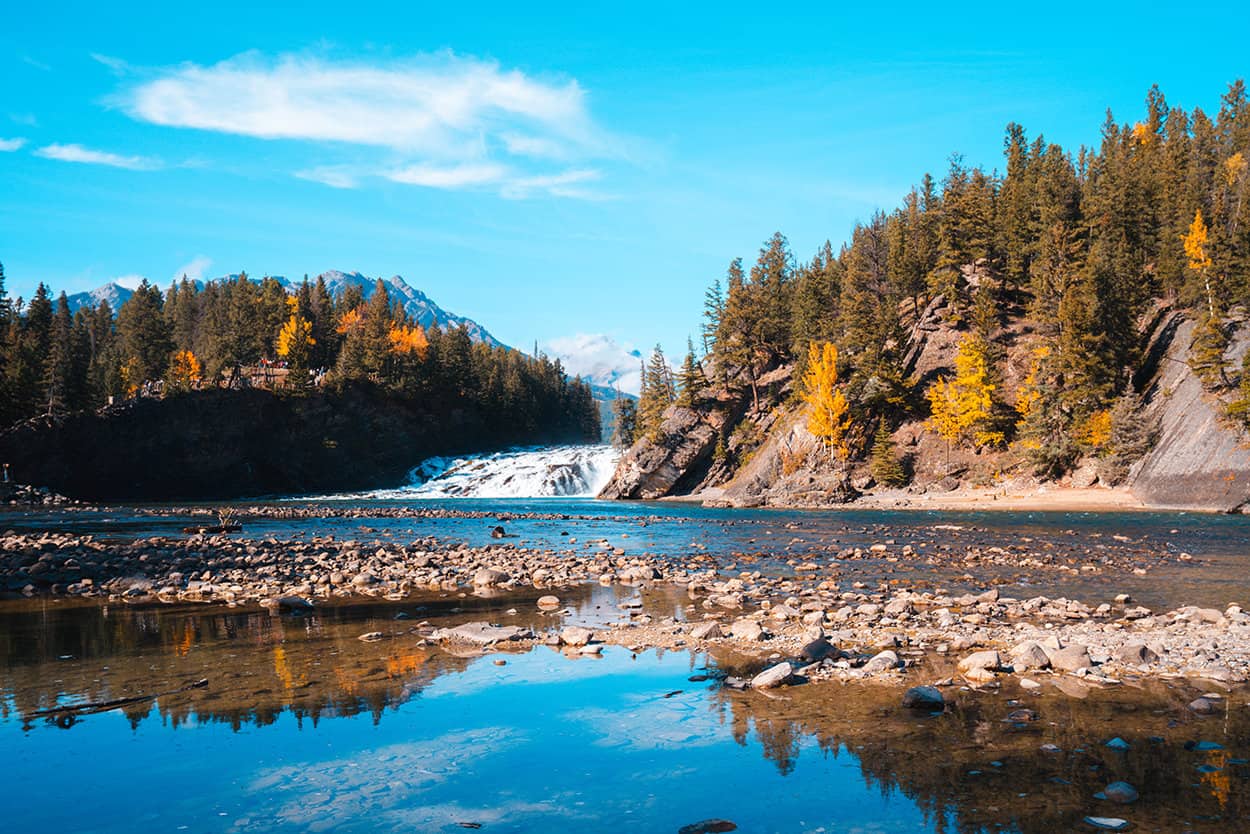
[3,520,1246,697]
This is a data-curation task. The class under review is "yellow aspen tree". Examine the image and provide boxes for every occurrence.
[388,324,429,358]
[801,341,852,466]
[1183,209,1214,315]
[276,301,316,391]
[165,350,201,394]
[927,335,1001,468]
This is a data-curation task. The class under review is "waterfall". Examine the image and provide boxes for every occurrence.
[357,445,622,499]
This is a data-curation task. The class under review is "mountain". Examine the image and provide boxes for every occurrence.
[314,271,502,347]
[65,270,501,348]
[64,282,134,314]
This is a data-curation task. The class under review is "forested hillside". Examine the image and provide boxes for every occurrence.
[607,81,1250,506]
[0,271,600,442]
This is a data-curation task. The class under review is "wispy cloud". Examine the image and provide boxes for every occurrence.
[113,50,626,199]
[295,166,359,189]
[0,137,26,152]
[34,142,161,170]
[385,162,508,189]
[112,274,148,290]
[171,256,212,283]
[9,113,39,127]
[119,51,606,155]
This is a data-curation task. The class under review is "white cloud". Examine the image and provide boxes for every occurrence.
[0,137,26,152]
[501,168,602,200]
[386,162,507,189]
[295,166,359,189]
[171,256,212,283]
[112,274,147,290]
[119,51,608,159]
[545,333,644,395]
[34,142,160,170]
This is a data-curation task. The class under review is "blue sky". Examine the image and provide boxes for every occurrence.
[3,1,1249,380]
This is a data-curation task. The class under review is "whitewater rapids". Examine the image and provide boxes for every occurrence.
[356,445,622,500]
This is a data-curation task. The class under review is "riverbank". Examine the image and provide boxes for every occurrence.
[687,483,1153,513]
[3,519,1246,697]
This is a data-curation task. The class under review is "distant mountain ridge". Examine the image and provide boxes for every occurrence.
[65,270,502,347]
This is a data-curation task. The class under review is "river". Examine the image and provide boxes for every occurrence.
[2,445,1250,832]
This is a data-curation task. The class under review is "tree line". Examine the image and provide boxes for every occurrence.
[0,269,601,443]
[684,82,1250,479]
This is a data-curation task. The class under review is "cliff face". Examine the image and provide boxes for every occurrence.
[1128,313,1250,511]
[0,384,594,502]
[601,301,1250,512]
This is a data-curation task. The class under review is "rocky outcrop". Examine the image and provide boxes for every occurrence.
[0,383,596,502]
[1129,312,1250,511]
[597,405,722,500]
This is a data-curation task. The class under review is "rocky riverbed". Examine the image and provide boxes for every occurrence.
[3,520,1246,699]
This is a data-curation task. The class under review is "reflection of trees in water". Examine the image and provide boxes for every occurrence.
[0,592,599,731]
[710,679,1250,834]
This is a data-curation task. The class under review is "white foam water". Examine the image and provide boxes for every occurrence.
[350,444,622,500]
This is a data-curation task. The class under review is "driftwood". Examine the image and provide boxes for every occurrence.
[29,678,209,718]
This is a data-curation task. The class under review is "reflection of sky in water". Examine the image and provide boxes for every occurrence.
[1,647,938,834]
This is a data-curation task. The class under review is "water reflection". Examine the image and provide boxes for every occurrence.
[1,595,1247,833]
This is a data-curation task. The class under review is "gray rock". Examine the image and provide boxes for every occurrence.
[473,567,510,587]
[537,595,561,608]
[357,631,384,642]
[863,649,901,674]
[1082,817,1131,832]
[432,622,532,645]
[799,637,838,663]
[729,619,766,641]
[1103,781,1139,804]
[902,685,945,710]
[751,661,795,689]
[1011,642,1052,671]
[1048,644,1092,672]
[560,626,595,647]
[690,621,723,640]
[1113,643,1159,665]
[957,650,1001,673]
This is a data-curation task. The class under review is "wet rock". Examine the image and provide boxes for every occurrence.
[473,567,510,587]
[560,626,595,647]
[1082,817,1131,831]
[1105,737,1131,751]
[1188,696,1219,715]
[263,596,314,613]
[751,661,795,689]
[490,526,506,538]
[798,637,838,663]
[357,631,384,642]
[1011,642,1052,671]
[863,649,901,674]
[432,622,532,645]
[1102,781,1139,804]
[536,595,561,609]
[901,685,945,710]
[677,820,738,834]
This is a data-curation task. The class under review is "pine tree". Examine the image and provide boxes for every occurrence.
[636,345,675,440]
[676,337,704,406]
[116,280,172,389]
[42,293,77,414]
[1096,389,1159,484]
[701,279,724,357]
[611,394,638,449]
[869,421,907,487]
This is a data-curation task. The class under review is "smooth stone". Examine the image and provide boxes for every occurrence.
[1083,817,1131,831]
[751,661,795,690]
[798,637,838,663]
[431,622,531,645]
[729,619,766,641]
[1188,696,1218,715]
[690,621,723,640]
[902,685,945,710]
[863,649,901,674]
[537,595,561,608]
[1049,644,1093,672]
[1103,781,1139,804]
[357,631,384,642]
[472,567,510,587]
[957,650,1001,673]
[560,626,596,647]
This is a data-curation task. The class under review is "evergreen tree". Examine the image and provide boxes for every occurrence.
[676,337,704,406]
[116,280,171,391]
[611,394,638,449]
[869,421,907,487]
[636,345,675,440]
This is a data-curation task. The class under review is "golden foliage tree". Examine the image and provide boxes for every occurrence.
[801,341,852,464]
[388,324,429,358]
[276,300,316,391]
[165,349,201,394]
[927,335,1003,464]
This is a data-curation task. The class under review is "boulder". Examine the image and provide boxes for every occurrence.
[1048,644,1092,672]
[863,649,901,674]
[729,619,766,641]
[472,568,510,587]
[751,662,795,689]
[690,621,723,640]
[559,626,596,647]
[957,650,1002,673]
[432,622,532,645]
[902,685,945,710]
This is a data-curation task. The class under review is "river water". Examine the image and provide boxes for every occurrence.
[3,446,1250,832]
